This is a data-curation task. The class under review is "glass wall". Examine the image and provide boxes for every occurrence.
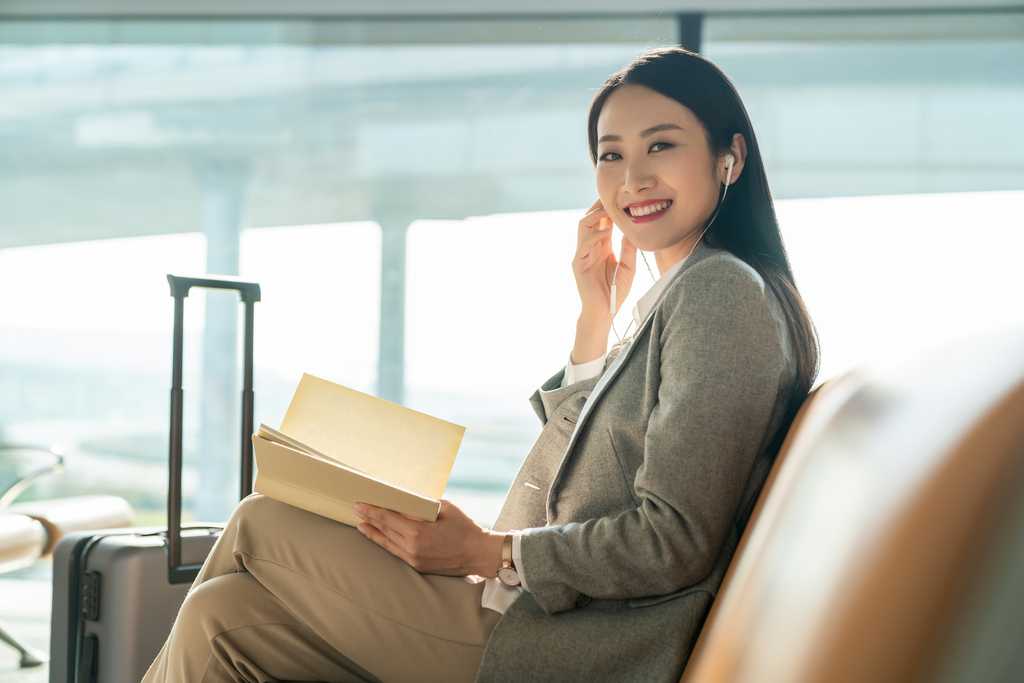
[1,12,1022,528]
[0,17,678,525]
[701,11,1024,382]
[702,12,1024,198]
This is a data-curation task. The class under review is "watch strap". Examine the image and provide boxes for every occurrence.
[502,532,515,569]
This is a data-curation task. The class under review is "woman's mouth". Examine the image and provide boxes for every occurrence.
[625,200,672,221]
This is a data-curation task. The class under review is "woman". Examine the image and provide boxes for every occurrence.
[143,47,817,683]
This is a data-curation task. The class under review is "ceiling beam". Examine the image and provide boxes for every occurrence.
[0,0,1018,18]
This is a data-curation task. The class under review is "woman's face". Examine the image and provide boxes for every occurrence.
[595,84,722,270]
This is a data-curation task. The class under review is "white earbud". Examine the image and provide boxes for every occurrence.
[725,153,735,187]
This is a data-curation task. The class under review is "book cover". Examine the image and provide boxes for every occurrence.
[252,373,466,526]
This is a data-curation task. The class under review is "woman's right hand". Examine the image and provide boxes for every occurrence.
[571,200,637,363]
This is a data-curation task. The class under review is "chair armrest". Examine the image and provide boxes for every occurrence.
[0,513,45,573]
[8,495,134,556]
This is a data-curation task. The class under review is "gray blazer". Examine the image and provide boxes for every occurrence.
[476,243,799,683]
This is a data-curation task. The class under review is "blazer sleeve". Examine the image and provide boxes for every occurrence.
[519,258,789,614]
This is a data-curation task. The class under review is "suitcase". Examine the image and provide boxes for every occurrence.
[50,274,261,683]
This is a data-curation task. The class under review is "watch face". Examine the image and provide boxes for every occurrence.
[497,566,520,586]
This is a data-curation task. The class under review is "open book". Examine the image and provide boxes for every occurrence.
[252,374,465,527]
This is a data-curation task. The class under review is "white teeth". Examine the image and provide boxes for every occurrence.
[628,201,670,217]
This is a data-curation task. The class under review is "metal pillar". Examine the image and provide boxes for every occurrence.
[194,159,247,522]
[376,216,411,405]
[678,13,703,53]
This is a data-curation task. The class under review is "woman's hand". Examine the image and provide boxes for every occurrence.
[572,200,638,362]
[354,500,505,578]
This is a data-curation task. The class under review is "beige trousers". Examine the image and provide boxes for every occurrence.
[142,494,502,683]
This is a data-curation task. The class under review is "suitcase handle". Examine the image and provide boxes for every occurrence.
[166,274,261,584]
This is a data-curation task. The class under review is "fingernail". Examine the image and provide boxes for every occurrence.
[353,503,363,517]
[357,524,366,535]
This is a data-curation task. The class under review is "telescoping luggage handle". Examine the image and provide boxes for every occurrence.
[166,274,261,584]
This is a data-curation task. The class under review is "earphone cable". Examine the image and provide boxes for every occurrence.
[640,252,657,283]
[610,154,733,344]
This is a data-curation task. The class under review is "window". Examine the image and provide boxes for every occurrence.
[702,11,1024,380]
[0,17,676,525]
[1,12,1021,527]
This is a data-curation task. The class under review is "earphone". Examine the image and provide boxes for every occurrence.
[609,153,736,339]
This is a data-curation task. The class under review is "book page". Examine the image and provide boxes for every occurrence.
[279,374,465,500]
[258,423,372,474]
[253,436,440,527]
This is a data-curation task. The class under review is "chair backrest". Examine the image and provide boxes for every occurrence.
[680,329,1024,683]
[680,371,861,682]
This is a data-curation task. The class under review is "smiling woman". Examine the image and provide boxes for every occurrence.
[584,50,819,400]
[594,95,738,263]
[143,47,816,683]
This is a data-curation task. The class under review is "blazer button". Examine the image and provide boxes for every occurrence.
[575,594,591,608]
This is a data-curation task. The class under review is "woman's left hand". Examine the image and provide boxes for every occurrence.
[354,500,505,578]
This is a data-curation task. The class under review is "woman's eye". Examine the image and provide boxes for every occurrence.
[650,142,673,153]
[599,151,622,162]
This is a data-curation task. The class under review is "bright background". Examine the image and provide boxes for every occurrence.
[1,11,1021,530]
[1,9,1022,678]
[2,189,1022,526]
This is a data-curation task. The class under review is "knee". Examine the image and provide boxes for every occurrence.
[226,493,280,531]
[178,576,233,635]
[235,492,270,516]
[178,574,258,639]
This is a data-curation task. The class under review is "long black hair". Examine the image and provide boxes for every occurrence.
[588,47,820,398]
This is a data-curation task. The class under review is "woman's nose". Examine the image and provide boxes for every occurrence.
[622,159,656,195]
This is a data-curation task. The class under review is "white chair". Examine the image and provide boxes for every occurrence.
[0,444,134,668]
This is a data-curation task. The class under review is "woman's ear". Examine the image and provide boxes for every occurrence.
[723,133,748,185]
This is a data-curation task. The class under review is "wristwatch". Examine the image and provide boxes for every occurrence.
[497,532,521,587]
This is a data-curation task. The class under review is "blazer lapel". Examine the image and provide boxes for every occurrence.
[546,243,720,504]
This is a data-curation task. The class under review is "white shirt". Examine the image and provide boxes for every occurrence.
[479,255,690,614]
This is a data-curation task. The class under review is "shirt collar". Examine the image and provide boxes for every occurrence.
[631,254,688,329]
